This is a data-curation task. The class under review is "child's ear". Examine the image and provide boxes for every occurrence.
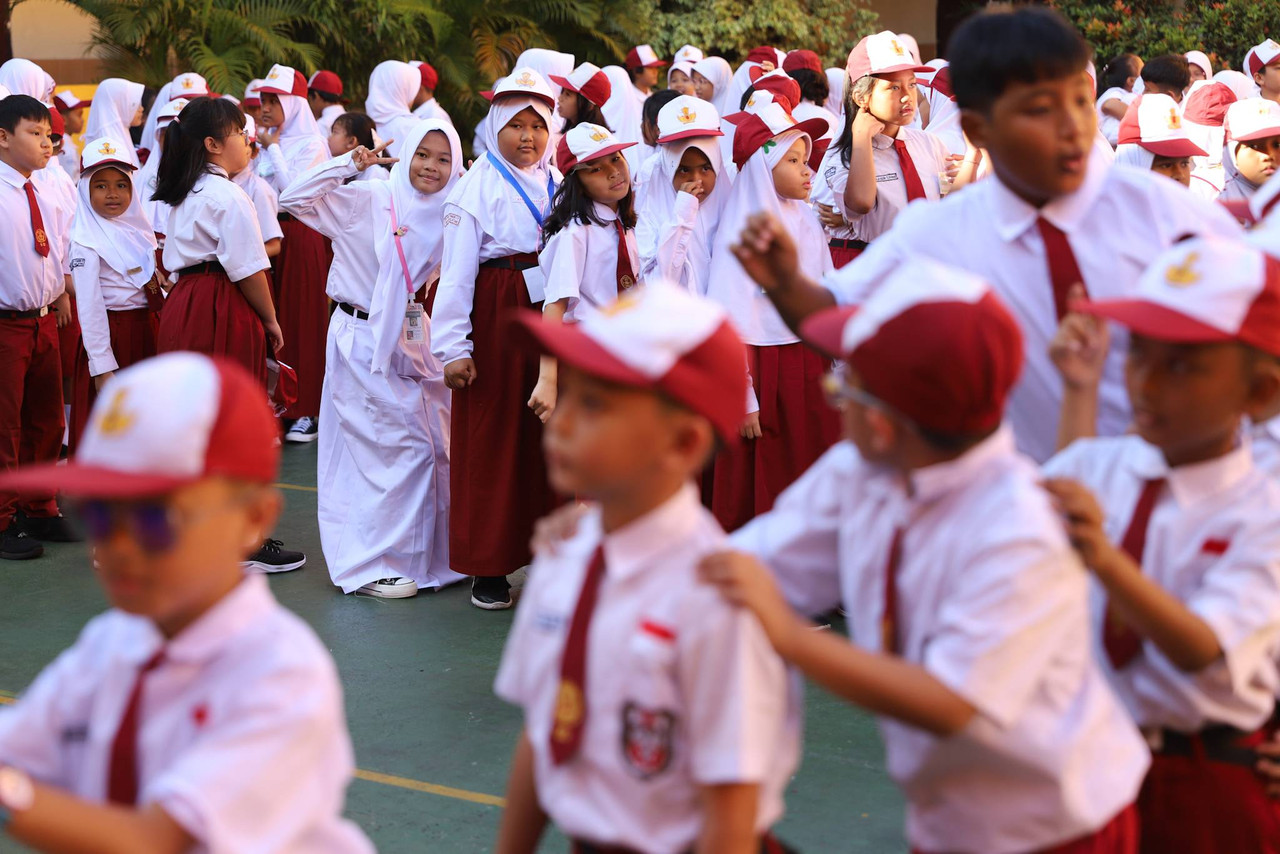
[203,135,221,156]
[959,109,990,153]
[1245,355,1280,422]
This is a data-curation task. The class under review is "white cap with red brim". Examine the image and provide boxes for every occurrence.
[488,67,557,109]
[258,64,308,97]
[846,31,933,82]
[556,123,636,172]
[656,95,723,142]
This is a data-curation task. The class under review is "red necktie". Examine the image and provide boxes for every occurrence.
[880,527,905,654]
[1036,217,1088,321]
[106,650,165,804]
[23,181,50,258]
[614,219,636,295]
[551,546,607,765]
[891,139,927,202]
[1103,478,1165,669]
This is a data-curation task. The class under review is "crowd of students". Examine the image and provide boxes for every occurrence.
[3,4,1280,852]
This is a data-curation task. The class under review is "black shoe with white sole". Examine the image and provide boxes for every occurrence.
[285,416,319,444]
[470,576,512,610]
[242,539,307,573]
[0,523,43,561]
[18,513,82,543]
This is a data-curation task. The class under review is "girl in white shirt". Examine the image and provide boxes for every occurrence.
[1096,54,1143,147]
[232,116,284,259]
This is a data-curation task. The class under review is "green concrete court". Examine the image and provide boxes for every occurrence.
[0,443,906,853]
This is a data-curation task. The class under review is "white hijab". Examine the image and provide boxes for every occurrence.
[692,57,733,114]
[516,49,575,95]
[365,60,421,157]
[637,135,730,295]
[1114,144,1156,171]
[274,88,326,171]
[138,81,173,154]
[369,119,465,374]
[0,59,54,103]
[85,79,145,168]
[824,68,846,118]
[72,161,157,287]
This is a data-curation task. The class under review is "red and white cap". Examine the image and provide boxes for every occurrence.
[731,101,828,169]
[514,281,748,441]
[1183,81,1237,127]
[801,259,1024,435]
[489,67,556,109]
[259,64,308,97]
[549,62,612,108]
[1077,236,1280,357]
[626,44,667,69]
[410,60,439,92]
[1244,39,1280,78]
[48,106,64,137]
[555,122,636,172]
[243,114,258,143]
[656,95,723,142]
[746,70,801,112]
[155,98,190,128]
[243,78,266,107]
[1227,97,1280,142]
[308,70,343,97]
[0,353,280,499]
[53,90,89,111]
[1116,94,1207,156]
[80,136,136,173]
[745,46,781,66]
[846,31,933,82]
[782,49,823,76]
[171,72,209,98]
[673,45,704,65]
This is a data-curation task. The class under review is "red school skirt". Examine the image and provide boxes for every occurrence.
[711,342,840,533]
[448,254,557,577]
[156,267,267,388]
[272,215,332,419]
[69,308,157,453]
[58,293,82,382]
[911,803,1138,854]
[828,238,866,270]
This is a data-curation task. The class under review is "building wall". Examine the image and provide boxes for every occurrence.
[11,0,102,84]
[869,0,939,59]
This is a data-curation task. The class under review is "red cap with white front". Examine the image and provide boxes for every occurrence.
[80,136,136,174]
[308,70,343,97]
[1227,97,1280,142]
[1183,82,1237,127]
[243,79,266,106]
[731,101,828,169]
[1077,237,1280,357]
[549,62,612,108]
[556,122,636,172]
[171,72,209,98]
[514,281,748,441]
[801,259,1024,435]
[54,90,90,111]
[1244,39,1280,78]
[1116,94,1207,156]
[657,95,723,142]
[746,70,801,112]
[846,31,933,82]
[259,64,308,97]
[490,67,556,109]
[626,44,668,69]
[0,353,280,498]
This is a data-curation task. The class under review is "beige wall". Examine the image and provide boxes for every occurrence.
[870,0,938,58]
[11,0,102,83]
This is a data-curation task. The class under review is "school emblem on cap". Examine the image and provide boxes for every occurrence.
[891,38,906,57]
[180,77,194,89]
[1165,252,1201,287]
[677,106,696,124]
[552,680,583,743]
[96,389,136,436]
[516,71,536,87]
[1167,108,1181,130]
[267,68,280,79]
[621,702,675,780]
[98,141,116,156]
[589,127,608,142]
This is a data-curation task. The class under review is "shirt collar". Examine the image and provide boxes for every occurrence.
[600,482,702,581]
[989,144,1109,242]
[592,200,620,222]
[905,426,1020,505]
[0,159,29,189]
[1122,434,1254,508]
[1254,416,1280,445]
[871,133,897,151]
[119,574,277,667]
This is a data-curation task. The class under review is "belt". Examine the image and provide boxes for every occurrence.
[278,212,296,223]
[0,305,51,320]
[572,834,792,854]
[1152,725,1264,768]
[479,252,538,271]
[177,261,225,277]
[337,302,369,320]
[828,238,868,250]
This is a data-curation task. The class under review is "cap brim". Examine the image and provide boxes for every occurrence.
[512,314,655,389]
[256,85,296,96]
[83,159,137,174]
[0,463,195,500]
[1143,138,1208,157]
[493,91,557,109]
[793,116,833,145]
[724,111,750,126]
[242,98,261,107]
[1221,198,1258,225]
[799,305,860,360]
[1234,126,1280,142]
[642,61,669,68]
[1076,298,1234,343]
[548,75,575,92]
[868,63,934,77]
[656,128,725,142]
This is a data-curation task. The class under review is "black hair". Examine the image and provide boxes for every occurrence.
[0,95,51,133]
[310,89,341,105]
[835,73,874,168]
[561,93,610,134]
[643,89,680,129]
[947,6,1090,113]
[132,86,157,146]
[333,112,376,149]
[787,68,830,106]
[1099,53,1142,92]
[151,97,244,206]
[541,161,637,245]
[627,65,648,82]
[1141,53,1191,94]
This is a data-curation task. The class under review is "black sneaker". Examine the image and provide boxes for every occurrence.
[242,539,307,574]
[470,576,512,610]
[284,416,319,444]
[1,523,43,561]
[18,513,82,543]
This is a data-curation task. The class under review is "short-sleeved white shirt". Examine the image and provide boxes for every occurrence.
[0,160,72,310]
[495,484,801,854]
[161,169,270,282]
[539,202,639,322]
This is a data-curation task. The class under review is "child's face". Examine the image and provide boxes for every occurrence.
[636,67,660,90]
[960,70,1096,206]
[558,90,578,122]
[771,136,812,200]
[0,117,53,174]
[693,71,715,103]
[208,125,252,176]
[259,92,284,129]
[859,71,918,126]
[131,104,145,128]
[410,130,453,194]
[1236,137,1280,184]
[1151,154,1192,187]
[1255,65,1280,95]
[64,107,85,135]
[668,69,695,96]
[85,478,282,637]
[496,106,549,168]
[832,365,902,466]
[306,90,326,118]
[88,166,133,218]
[671,145,716,202]
[575,151,631,207]
[1188,63,1207,83]
[327,124,358,158]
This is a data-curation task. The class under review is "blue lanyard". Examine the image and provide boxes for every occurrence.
[486,152,555,227]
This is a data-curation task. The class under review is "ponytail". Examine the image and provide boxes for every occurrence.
[151,97,245,206]
[836,73,877,168]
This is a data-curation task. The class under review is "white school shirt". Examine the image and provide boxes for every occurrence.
[69,242,148,376]
[817,127,950,243]
[33,162,77,268]
[232,165,285,244]
[0,159,71,311]
[260,136,328,196]
[1252,418,1280,480]
[0,575,374,854]
[1219,171,1260,204]
[792,101,841,144]
[317,104,345,138]
[1097,87,1135,147]
[495,484,800,854]
[162,169,270,282]
[539,203,639,322]
[412,97,453,126]
[732,430,1150,854]
[1044,435,1280,732]
[824,152,1242,463]
[642,191,707,293]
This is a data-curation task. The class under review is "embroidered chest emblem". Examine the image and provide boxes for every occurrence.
[621,702,676,779]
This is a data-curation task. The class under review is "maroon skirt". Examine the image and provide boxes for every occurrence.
[828,239,865,270]
[448,257,556,577]
[711,342,840,533]
[156,270,267,387]
[69,308,157,453]
[272,217,332,419]
[58,292,81,381]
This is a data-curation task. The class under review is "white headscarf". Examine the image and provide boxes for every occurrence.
[365,60,421,157]
[1186,51,1213,81]
[516,49,575,96]
[72,160,157,287]
[670,61,696,90]
[637,134,730,295]
[85,79,145,168]
[1215,70,1260,102]
[272,86,326,172]
[0,59,54,103]
[824,67,846,117]
[692,57,733,114]
[138,81,173,154]
[369,119,465,374]
[1114,144,1156,171]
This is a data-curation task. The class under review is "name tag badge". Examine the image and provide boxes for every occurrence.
[875,172,899,184]
[403,301,425,344]
[523,266,547,304]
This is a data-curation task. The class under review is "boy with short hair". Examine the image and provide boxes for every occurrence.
[493,282,800,854]
[1137,54,1192,103]
[1043,236,1280,850]
[307,70,345,137]
[1245,39,1280,104]
[409,60,452,125]
[0,353,374,853]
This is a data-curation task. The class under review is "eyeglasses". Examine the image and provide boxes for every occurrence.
[821,371,888,412]
[70,498,237,553]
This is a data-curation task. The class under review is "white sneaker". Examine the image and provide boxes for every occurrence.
[285,416,319,444]
[357,577,419,599]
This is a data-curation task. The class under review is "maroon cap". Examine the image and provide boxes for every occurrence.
[746,46,779,65]
[307,70,343,97]
[782,50,823,76]
[417,61,439,91]
[48,107,64,136]
[1183,82,1237,127]
[626,45,667,69]
[749,72,802,112]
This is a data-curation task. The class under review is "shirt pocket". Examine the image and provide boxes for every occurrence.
[619,627,681,781]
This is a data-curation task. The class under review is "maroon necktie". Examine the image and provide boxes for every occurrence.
[1036,217,1089,321]
[23,181,50,258]
[880,528,905,654]
[891,139,927,202]
[1103,478,1165,669]
[106,650,165,804]
[614,219,636,295]
[551,547,607,765]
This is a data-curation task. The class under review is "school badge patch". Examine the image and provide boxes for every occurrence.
[621,702,675,779]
